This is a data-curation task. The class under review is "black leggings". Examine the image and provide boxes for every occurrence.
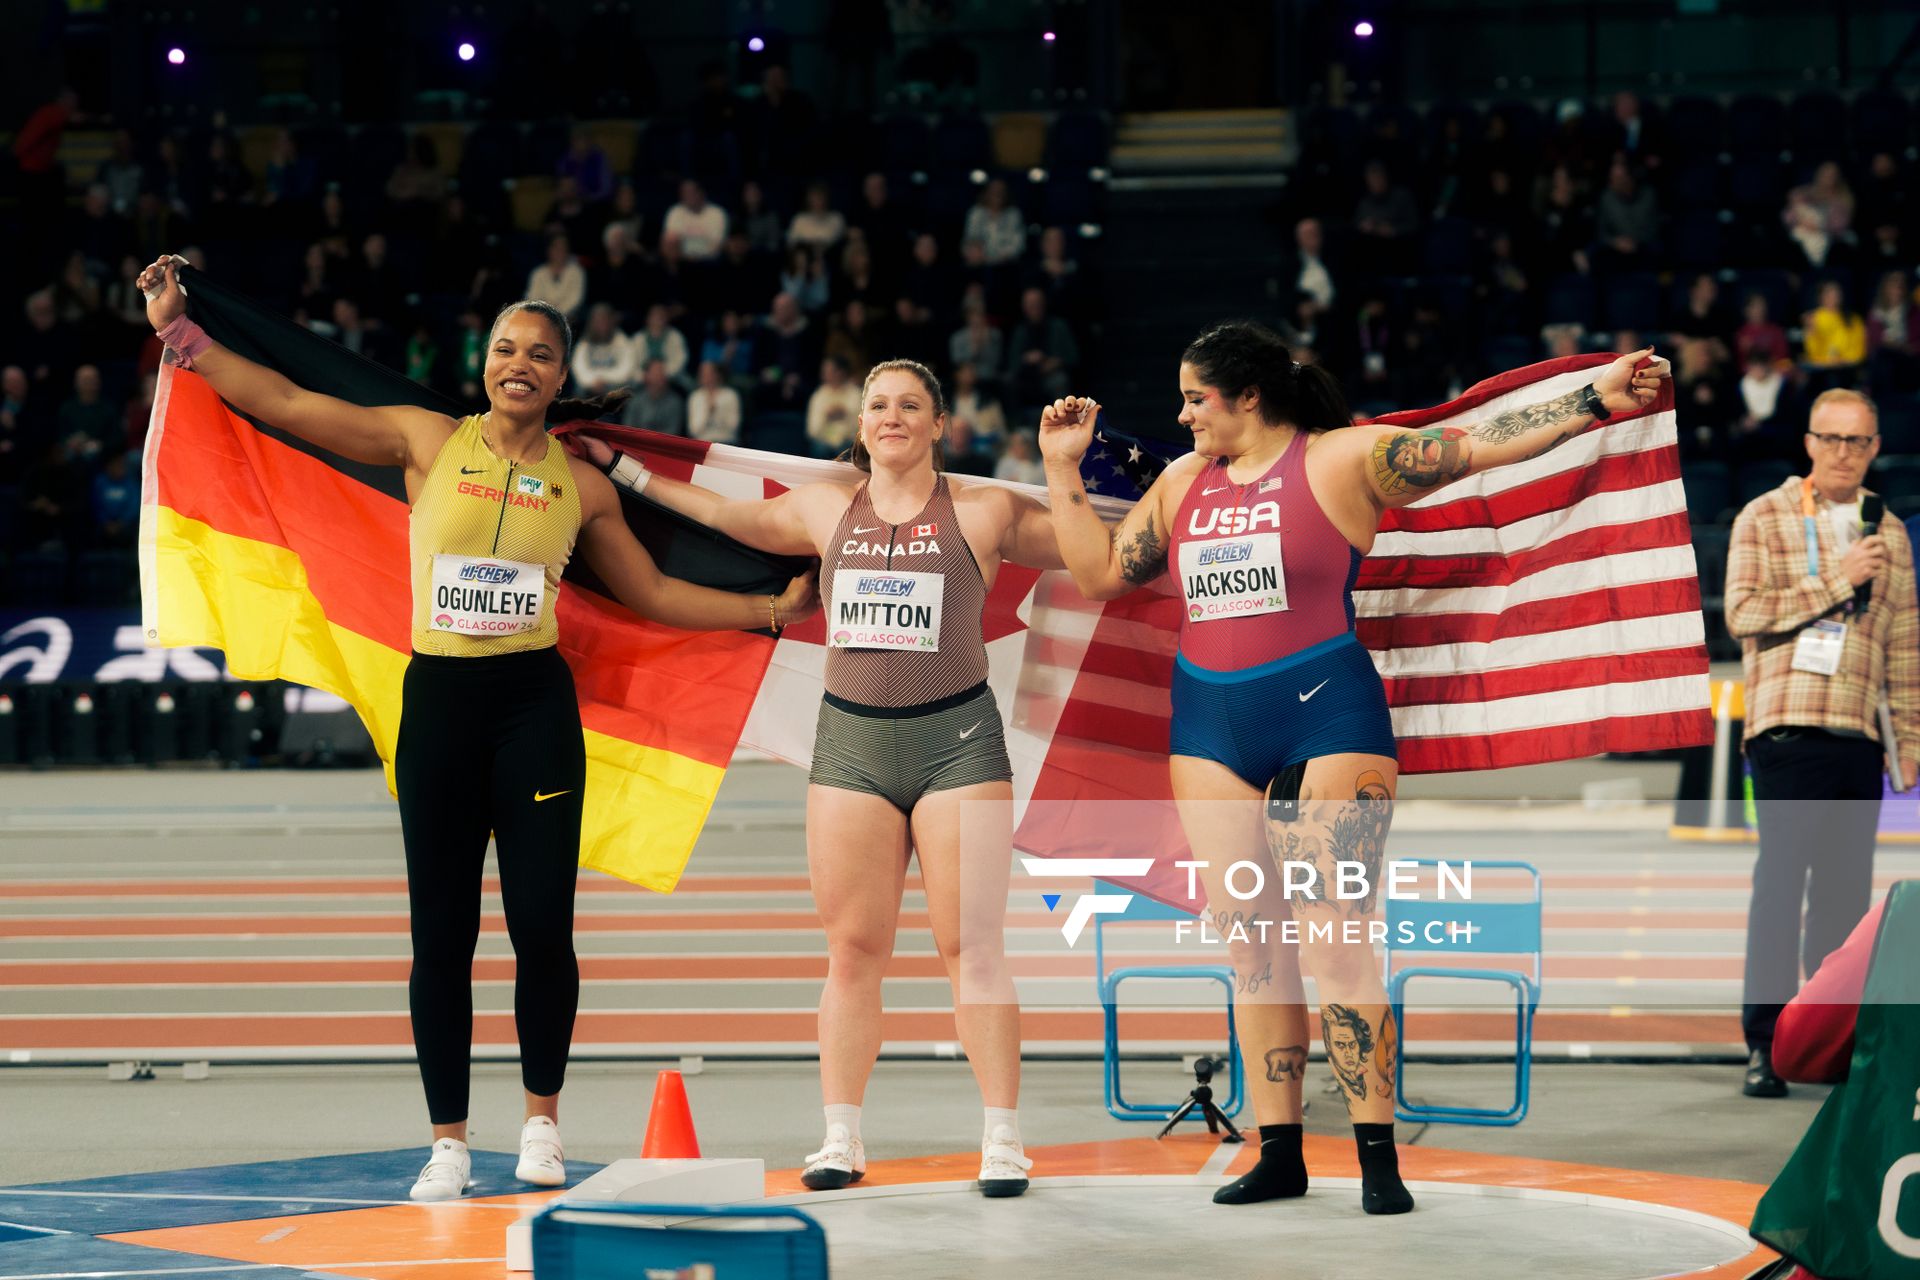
[395,647,585,1125]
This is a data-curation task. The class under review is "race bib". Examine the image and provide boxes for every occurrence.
[1790,618,1847,676]
[828,569,944,651]
[1179,532,1288,623]
[428,555,546,636]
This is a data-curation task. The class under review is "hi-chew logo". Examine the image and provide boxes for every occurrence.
[1019,856,1154,945]
[1196,542,1252,566]
[460,563,520,584]
[856,577,916,596]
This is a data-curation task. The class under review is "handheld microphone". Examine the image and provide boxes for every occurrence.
[1856,493,1884,612]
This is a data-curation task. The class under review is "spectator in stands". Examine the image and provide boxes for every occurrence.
[405,324,438,386]
[686,359,742,444]
[662,179,728,262]
[97,129,143,215]
[950,301,1004,379]
[1353,161,1420,272]
[708,230,773,318]
[558,128,613,204]
[1866,270,1920,393]
[632,304,690,385]
[603,180,645,254]
[1594,158,1659,271]
[1006,286,1078,408]
[572,304,637,396]
[948,361,1007,461]
[994,429,1045,485]
[526,234,587,325]
[805,355,860,458]
[1674,337,1734,459]
[1534,163,1594,277]
[1605,90,1661,170]
[1737,293,1792,369]
[1030,226,1083,322]
[850,172,909,285]
[0,365,40,484]
[788,181,848,255]
[124,371,156,455]
[351,232,406,327]
[542,176,598,257]
[1670,272,1735,352]
[51,251,101,327]
[756,291,820,412]
[905,232,961,329]
[1462,167,1530,241]
[594,224,648,325]
[1350,293,1394,403]
[72,183,131,275]
[833,239,883,313]
[1803,280,1867,372]
[101,255,146,335]
[621,358,686,436]
[1736,352,1801,456]
[319,297,376,362]
[823,299,878,381]
[781,246,831,315]
[20,436,84,550]
[891,294,943,372]
[748,62,818,176]
[1857,152,1911,269]
[1282,217,1338,319]
[963,178,1027,268]
[455,308,486,402]
[386,135,447,217]
[201,132,252,215]
[57,365,115,463]
[92,450,139,547]
[262,130,317,208]
[738,180,784,256]
[13,88,80,240]
[1782,161,1855,270]
[1482,231,1533,336]
[700,311,757,386]
[1542,322,1585,361]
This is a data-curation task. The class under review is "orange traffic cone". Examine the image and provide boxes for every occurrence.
[640,1070,701,1158]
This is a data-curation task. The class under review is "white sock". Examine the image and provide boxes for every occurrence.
[983,1107,1020,1145]
[823,1103,862,1141]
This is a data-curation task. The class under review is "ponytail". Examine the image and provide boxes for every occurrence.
[1182,319,1352,433]
[549,387,632,425]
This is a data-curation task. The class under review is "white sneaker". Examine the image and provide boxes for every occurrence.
[800,1124,866,1190]
[409,1138,471,1201]
[516,1116,566,1187]
[977,1125,1032,1198]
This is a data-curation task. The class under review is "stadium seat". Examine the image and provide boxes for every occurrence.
[932,113,992,173]
[991,113,1048,169]
[1667,210,1726,271]
[1727,155,1786,214]
[879,113,932,174]
[1421,217,1476,275]
[1851,90,1913,158]
[1692,524,1731,613]
[411,122,466,178]
[1666,158,1726,212]
[1733,268,1795,325]
[1541,274,1597,328]
[1665,95,1727,159]
[1481,334,1536,373]
[1879,399,1920,456]
[1735,459,1796,506]
[1681,461,1734,524]
[1047,109,1109,171]
[1787,91,1848,163]
[1601,272,1663,332]
[1728,94,1788,157]
[1872,458,1920,512]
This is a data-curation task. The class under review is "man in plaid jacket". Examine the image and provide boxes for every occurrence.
[1725,388,1920,1099]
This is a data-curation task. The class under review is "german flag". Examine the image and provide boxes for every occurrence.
[138,269,804,892]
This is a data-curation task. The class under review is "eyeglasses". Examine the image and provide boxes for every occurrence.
[1808,432,1879,455]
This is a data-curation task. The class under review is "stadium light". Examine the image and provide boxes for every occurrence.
[747,35,766,52]
[1043,30,1057,43]
[457,41,476,62]
[167,47,186,65]
[1354,20,1375,37]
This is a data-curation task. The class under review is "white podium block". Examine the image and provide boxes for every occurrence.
[505,1217,534,1272]
[560,1157,766,1207]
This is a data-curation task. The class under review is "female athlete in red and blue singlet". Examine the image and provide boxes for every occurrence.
[1041,321,1669,1214]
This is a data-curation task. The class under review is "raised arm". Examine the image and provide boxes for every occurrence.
[571,462,817,632]
[567,432,829,558]
[1355,347,1672,510]
[1037,397,1193,600]
[139,257,448,470]
[982,484,1067,571]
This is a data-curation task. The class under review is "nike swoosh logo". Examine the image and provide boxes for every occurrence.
[959,721,982,739]
[1202,485,1229,496]
[460,466,486,475]
[534,790,572,802]
[1365,1138,1392,1148]
[853,525,882,535]
[1298,679,1330,702]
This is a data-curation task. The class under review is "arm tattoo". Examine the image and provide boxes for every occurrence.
[1265,1044,1308,1083]
[1115,518,1168,584]
[1370,426,1470,497]
[1469,387,1588,447]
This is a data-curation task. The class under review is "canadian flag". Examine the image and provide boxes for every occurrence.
[912,521,939,538]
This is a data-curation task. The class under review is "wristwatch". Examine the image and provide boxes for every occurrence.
[1577,383,1612,421]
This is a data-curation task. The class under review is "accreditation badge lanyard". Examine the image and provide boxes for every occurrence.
[1792,476,1847,675]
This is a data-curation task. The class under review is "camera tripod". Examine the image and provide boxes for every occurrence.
[1154,1055,1244,1142]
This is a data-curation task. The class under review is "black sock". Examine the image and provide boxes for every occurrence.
[1353,1123,1414,1215]
[1212,1123,1307,1204]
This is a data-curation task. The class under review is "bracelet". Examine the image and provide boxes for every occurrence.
[1578,382,1612,422]
[767,594,783,634]
[608,453,650,494]
[156,315,213,371]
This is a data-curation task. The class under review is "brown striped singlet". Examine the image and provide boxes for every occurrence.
[820,475,988,709]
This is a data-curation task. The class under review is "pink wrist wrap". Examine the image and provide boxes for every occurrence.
[156,315,212,369]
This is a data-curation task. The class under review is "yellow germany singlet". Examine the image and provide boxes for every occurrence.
[409,415,582,656]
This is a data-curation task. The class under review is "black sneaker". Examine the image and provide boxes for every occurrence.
[1743,1048,1788,1098]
